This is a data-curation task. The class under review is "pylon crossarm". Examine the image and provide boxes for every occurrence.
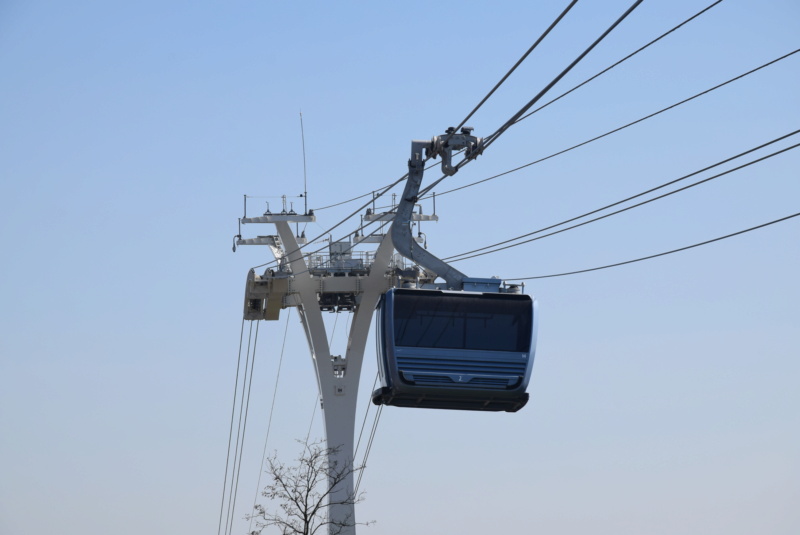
[341,232,394,382]
[274,222,330,361]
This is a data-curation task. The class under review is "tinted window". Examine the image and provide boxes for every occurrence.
[393,292,531,352]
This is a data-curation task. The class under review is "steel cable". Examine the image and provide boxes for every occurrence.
[217,318,247,535]
[247,312,292,534]
[506,211,800,280]
[355,404,383,494]
[425,48,800,201]
[223,321,255,535]
[226,320,260,535]
[311,1,722,214]
[354,373,380,458]
[452,142,800,262]
[416,0,645,199]
[248,0,644,265]
[513,0,724,125]
[446,131,800,262]
[446,0,580,144]
[482,0,645,152]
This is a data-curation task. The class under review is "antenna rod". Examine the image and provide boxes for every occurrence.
[300,111,309,215]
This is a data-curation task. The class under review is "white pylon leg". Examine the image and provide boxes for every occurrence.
[275,222,393,535]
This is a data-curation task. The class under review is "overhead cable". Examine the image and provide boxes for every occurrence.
[354,373,380,458]
[447,0,579,141]
[247,312,291,535]
[514,0,724,125]
[222,321,254,535]
[427,48,800,200]
[267,1,721,239]
[482,0,645,152]
[416,0,645,200]
[313,1,721,214]
[312,189,376,212]
[224,321,259,535]
[355,404,383,494]
[313,0,578,213]
[506,211,800,280]
[305,396,318,446]
[446,131,800,261]
[452,142,800,261]
[248,0,644,255]
[311,155,459,212]
[217,319,247,535]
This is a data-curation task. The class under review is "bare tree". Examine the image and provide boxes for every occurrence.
[248,440,372,535]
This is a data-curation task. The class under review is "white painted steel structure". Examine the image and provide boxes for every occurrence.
[239,212,398,534]
[235,128,489,534]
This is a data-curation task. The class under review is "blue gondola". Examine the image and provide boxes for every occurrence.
[372,288,538,412]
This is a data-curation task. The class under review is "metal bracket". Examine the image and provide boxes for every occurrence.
[390,128,484,289]
[331,355,346,378]
[428,126,484,176]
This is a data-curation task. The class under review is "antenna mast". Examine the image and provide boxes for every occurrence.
[300,111,309,215]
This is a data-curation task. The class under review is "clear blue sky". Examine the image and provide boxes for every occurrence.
[1,1,798,534]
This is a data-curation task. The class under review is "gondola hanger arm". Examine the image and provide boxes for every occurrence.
[391,128,483,290]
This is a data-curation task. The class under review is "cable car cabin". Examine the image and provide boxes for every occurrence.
[372,288,538,412]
